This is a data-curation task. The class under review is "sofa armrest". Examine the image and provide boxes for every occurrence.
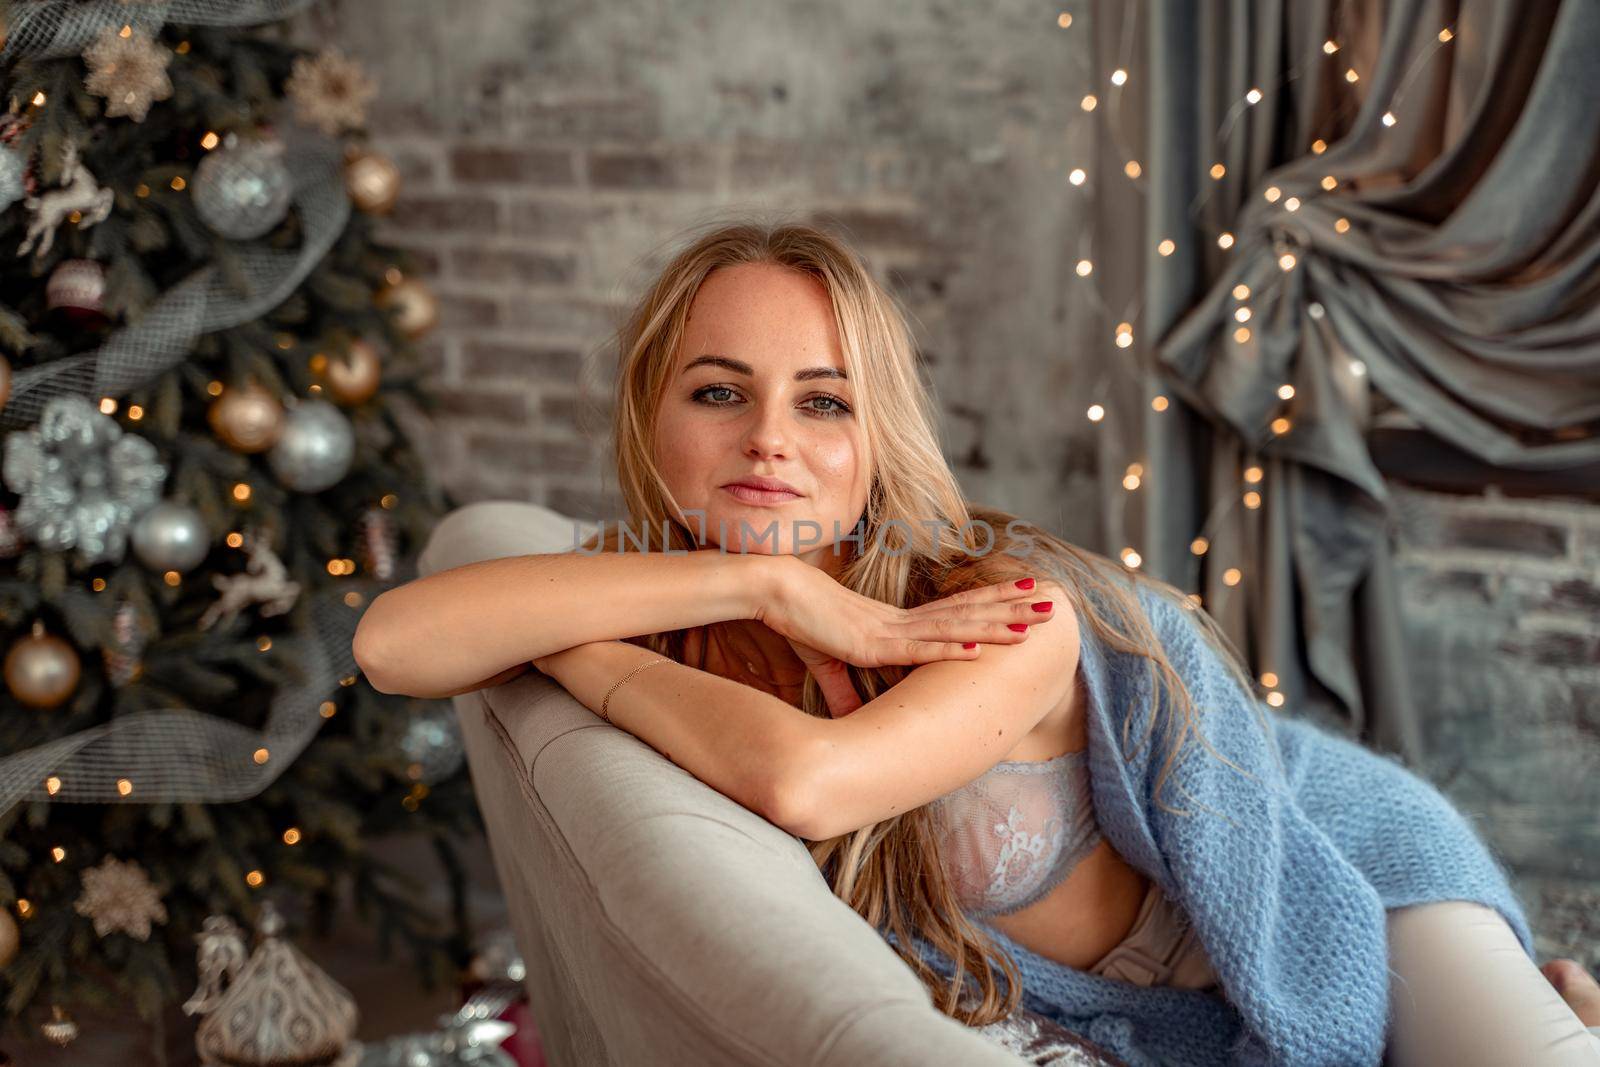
[455,669,1036,1066]
[416,499,598,578]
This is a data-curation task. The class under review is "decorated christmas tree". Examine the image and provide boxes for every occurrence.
[0,0,480,1050]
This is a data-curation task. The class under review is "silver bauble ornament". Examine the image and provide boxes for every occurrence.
[398,704,466,785]
[131,500,210,573]
[267,399,354,493]
[192,135,292,241]
[0,143,27,213]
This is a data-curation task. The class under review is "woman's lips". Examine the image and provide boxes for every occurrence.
[722,483,802,506]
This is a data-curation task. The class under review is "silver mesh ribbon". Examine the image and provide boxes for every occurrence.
[0,112,350,430]
[0,585,360,812]
[0,0,317,63]
[0,0,373,814]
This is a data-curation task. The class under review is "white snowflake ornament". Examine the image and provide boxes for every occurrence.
[73,855,169,940]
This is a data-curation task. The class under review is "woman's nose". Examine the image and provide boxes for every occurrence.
[740,403,792,459]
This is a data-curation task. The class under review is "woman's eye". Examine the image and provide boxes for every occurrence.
[691,386,851,418]
[806,395,852,417]
[695,386,737,405]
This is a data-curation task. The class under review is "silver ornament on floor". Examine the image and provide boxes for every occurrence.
[184,902,363,1067]
[192,133,293,241]
[268,399,354,493]
[0,394,168,567]
[399,704,466,785]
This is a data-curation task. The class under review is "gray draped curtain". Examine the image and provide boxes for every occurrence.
[1083,0,1600,763]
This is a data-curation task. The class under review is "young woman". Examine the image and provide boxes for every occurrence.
[353,220,1600,1066]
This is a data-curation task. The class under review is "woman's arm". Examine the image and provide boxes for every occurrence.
[353,548,784,699]
[533,639,815,826]
[534,577,1075,832]
[777,580,1081,840]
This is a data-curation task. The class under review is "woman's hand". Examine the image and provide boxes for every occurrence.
[757,559,1061,670]
[781,634,864,719]
[1543,958,1600,1026]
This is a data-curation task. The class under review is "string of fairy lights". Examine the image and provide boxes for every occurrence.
[1052,7,1459,709]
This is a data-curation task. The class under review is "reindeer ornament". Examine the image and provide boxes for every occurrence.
[18,140,115,259]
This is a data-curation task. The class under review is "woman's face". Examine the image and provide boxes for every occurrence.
[653,261,871,575]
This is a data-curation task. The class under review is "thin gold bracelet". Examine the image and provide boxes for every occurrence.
[600,657,669,724]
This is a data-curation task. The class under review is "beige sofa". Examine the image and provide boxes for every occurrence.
[415,500,1122,1067]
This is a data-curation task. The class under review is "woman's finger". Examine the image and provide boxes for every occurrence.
[896,601,1056,645]
[876,638,986,665]
[910,597,1057,626]
[904,577,1044,614]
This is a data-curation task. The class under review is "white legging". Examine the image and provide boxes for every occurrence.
[1385,900,1600,1066]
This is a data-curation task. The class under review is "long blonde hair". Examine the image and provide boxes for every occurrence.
[579,214,1275,1025]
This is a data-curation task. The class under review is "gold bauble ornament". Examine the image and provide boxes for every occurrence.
[4,621,81,711]
[344,147,400,214]
[208,382,286,454]
[374,277,438,340]
[0,907,18,969]
[319,339,382,405]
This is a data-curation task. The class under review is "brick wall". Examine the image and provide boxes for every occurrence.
[1391,484,1600,965]
[296,0,1104,538]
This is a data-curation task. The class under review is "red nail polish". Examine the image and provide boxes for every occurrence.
[1008,623,1028,632]
[962,642,977,649]
[1032,600,1053,613]
[1015,578,1035,590]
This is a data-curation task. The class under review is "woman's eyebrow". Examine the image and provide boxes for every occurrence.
[680,354,847,381]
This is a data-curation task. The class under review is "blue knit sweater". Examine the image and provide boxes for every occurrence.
[906,577,1534,1067]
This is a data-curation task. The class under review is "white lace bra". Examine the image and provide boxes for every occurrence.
[930,748,1103,919]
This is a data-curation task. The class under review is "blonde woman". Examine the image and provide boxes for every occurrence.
[354,220,1600,1066]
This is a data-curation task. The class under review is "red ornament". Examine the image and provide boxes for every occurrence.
[46,259,109,330]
